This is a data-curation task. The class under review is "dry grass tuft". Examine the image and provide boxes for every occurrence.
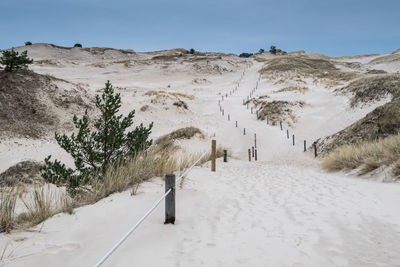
[0,189,17,233]
[322,133,400,178]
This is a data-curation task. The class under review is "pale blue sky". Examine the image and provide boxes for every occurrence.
[0,0,399,56]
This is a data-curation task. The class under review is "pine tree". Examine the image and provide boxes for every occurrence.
[269,45,277,55]
[0,49,33,72]
[41,81,153,194]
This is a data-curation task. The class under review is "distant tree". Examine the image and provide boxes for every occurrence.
[0,49,33,72]
[239,53,253,58]
[258,48,265,53]
[74,43,82,48]
[189,48,195,54]
[270,45,277,55]
[25,41,32,46]
[41,81,153,195]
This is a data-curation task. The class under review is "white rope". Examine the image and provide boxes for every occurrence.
[94,150,209,267]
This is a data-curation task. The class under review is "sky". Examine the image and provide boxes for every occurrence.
[0,0,399,56]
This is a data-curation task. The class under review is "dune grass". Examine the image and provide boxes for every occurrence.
[274,86,308,94]
[322,133,400,176]
[0,189,17,233]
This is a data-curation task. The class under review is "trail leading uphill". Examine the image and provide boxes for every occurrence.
[2,60,400,267]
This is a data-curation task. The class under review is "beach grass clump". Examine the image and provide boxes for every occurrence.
[322,133,400,177]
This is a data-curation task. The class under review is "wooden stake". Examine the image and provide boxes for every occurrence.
[164,174,175,224]
[243,128,246,135]
[255,149,258,161]
[292,134,295,146]
[252,146,255,157]
[280,121,283,130]
[236,121,238,127]
[223,150,227,162]
[248,149,251,161]
[314,142,318,157]
[287,129,289,139]
[304,140,306,152]
[211,140,216,171]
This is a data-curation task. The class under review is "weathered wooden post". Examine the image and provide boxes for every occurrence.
[267,116,269,125]
[255,149,258,161]
[252,146,255,157]
[254,133,257,148]
[304,140,306,152]
[236,121,238,127]
[251,107,253,114]
[256,110,258,118]
[211,140,216,172]
[280,121,283,130]
[243,128,246,135]
[164,174,175,224]
[287,129,289,139]
[314,142,318,157]
[223,150,227,162]
[228,114,230,121]
[292,134,295,146]
[248,149,251,161]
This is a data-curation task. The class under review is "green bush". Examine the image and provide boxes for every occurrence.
[0,49,33,72]
[41,81,153,195]
[189,48,195,54]
[25,41,32,46]
[74,43,82,48]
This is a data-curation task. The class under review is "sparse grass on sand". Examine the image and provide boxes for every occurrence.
[260,55,357,81]
[335,73,400,107]
[274,86,308,94]
[155,127,205,150]
[322,133,400,178]
[245,97,305,127]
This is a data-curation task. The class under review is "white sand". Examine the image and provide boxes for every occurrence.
[1,46,400,266]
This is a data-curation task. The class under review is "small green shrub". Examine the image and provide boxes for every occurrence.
[25,41,32,46]
[74,43,82,48]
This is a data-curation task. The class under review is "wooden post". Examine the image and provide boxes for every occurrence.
[243,128,246,135]
[256,110,258,117]
[223,150,227,162]
[248,149,251,161]
[164,174,175,224]
[228,114,230,121]
[251,107,253,114]
[304,140,306,152]
[255,149,257,161]
[236,121,238,127]
[314,142,318,157]
[292,134,295,146]
[252,146,255,157]
[222,109,224,116]
[280,121,283,130]
[211,140,216,171]
[254,133,257,148]
[287,129,289,139]
[267,116,269,125]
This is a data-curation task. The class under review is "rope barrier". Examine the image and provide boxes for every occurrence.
[94,150,209,267]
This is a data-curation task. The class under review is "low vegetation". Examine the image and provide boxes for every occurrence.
[260,55,356,81]
[322,133,400,179]
[245,97,305,127]
[335,73,400,107]
[155,127,205,150]
[0,70,91,138]
[274,86,309,94]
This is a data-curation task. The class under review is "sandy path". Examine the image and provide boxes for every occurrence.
[2,62,400,267]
